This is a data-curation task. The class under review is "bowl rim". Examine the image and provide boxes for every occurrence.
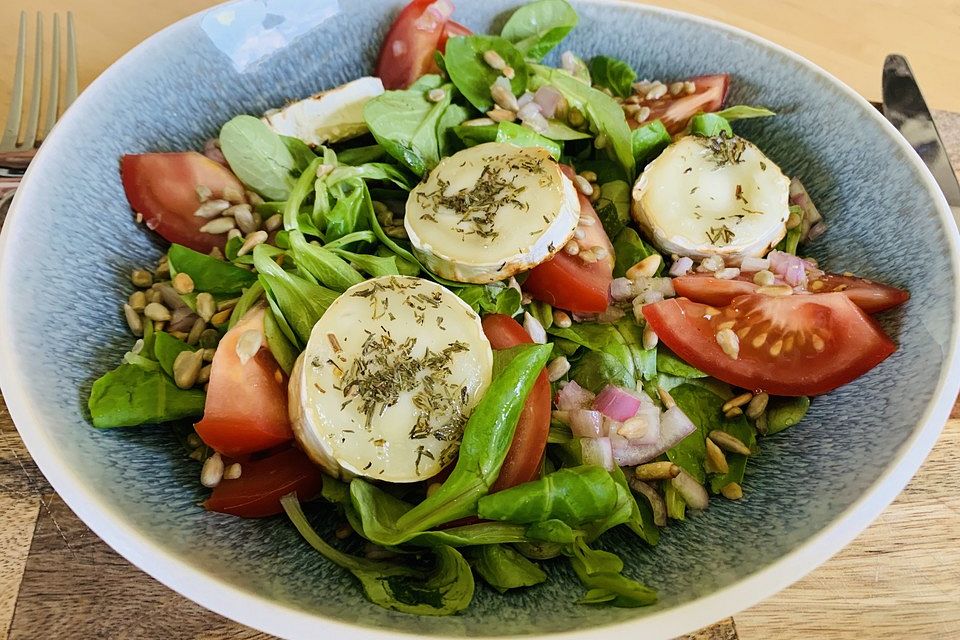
[1,0,959,638]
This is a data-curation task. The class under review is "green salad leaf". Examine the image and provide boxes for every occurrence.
[444,36,528,112]
[656,348,707,379]
[568,536,657,607]
[227,282,264,329]
[167,244,257,295]
[454,121,562,159]
[500,0,578,60]
[765,396,811,435]
[219,115,296,201]
[152,332,195,378]
[593,180,631,238]
[663,481,686,520]
[264,306,298,375]
[321,178,373,244]
[457,282,522,317]
[631,119,671,165]
[287,230,364,291]
[336,144,386,166]
[776,205,804,254]
[551,320,656,390]
[715,105,777,121]
[280,135,318,172]
[477,466,619,525]
[469,545,547,593]
[281,495,475,616]
[689,112,733,138]
[588,55,636,98]
[611,227,661,278]
[88,362,205,428]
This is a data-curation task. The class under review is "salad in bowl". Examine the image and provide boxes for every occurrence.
[86,0,909,616]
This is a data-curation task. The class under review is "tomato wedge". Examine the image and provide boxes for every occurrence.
[643,293,896,396]
[481,314,551,492]
[203,447,324,518]
[673,272,909,314]
[523,167,614,314]
[375,0,455,90]
[630,74,730,134]
[438,19,471,51]
[121,152,243,254]
[195,307,293,456]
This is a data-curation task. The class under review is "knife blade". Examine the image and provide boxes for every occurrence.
[882,54,960,209]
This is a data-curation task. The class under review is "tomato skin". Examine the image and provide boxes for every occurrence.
[481,314,551,491]
[437,20,471,51]
[203,447,324,518]
[643,293,896,396]
[195,307,293,457]
[673,273,910,314]
[120,152,243,254]
[375,0,455,90]
[523,166,614,314]
[629,74,730,134]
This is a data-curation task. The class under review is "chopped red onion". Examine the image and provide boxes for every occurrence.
[612,405,696,466]
[669,256,694,277]
[517,91,535,109]
[807,221,828,241]
[715,267,741,280]
[594,385,642,421]
[671,469,709,510]
[740,256,770,273]
[533,85,564,118]
[617,392,661,446]
[413,0,453,31]
[768,250,808,288]
[557,380,595,410]
[569,409,606,438]
[517,102,549,134]
[610,277,638,301]
[581,437,614,471]
[203,138,228,166]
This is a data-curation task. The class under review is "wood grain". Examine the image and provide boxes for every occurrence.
[0,0,958,119]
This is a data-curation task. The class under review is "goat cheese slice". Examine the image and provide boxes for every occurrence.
[262,76,384,146]
[631,135,791,262]
[405,142,580,283]
[289,276,493,482]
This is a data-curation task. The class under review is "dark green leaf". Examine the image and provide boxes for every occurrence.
[336,144,386,165]
[656,348,707,378]
[264,307,298,375]
[766,396,810,435]
[663,481,685,520]
[690,113,733,138]
[568,536,657,607]
[227,282,265,330]
[152,332,195,378]
[457,283,522,317]
[444,36,528,112]
[609,466,659,545]
[611,227,661,278]
[469,545,547,593]
[167,244,257,295]
[500,0,578,60]
[88,363,205,428]
[631,119,671,165]
[288,230,364,291]
[280,135,318,172]
[477,466,619,525]
[588,56,636,98]
[593,180,630,238]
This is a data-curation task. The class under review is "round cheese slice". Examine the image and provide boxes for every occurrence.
[405,142,580,283]
[289,276,493,482]
[631,135,791,262]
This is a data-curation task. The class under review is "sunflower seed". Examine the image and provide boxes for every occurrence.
[462,117,497,127]
[657,385,676,409]
[173,349,204,389]
[189,447,206,461]
[210,308,232,325]
[724,407,744,419]
[705,438,729,474]
[708,430,752,455]
[635,461,680,480]
[564,240,580,256]
[716,328,740,359]
[169,330,189,341]
[546,356,571,382]
[130,269,153,288]
[128,290,147,312]
[427,88,447,102]
[194,199,231,219]
[222,185,245,204]
[237,230,268,256]
[486,107,516,122]
[199,217,237,234]
[123,304,143,337]
[553,310,572,328]
[172,272,195,295]
[217,297,240,311]
[335,523,353,540]
[202,347,217,362]
[186,317,206,346]
[642,323,659,350]
[753,269,776,286]
[245,190,264,206]
[236,329,262,365]
[483,49,507,70]
[573,174,594,196]
[523,312,547,345]
[722,392,753,413]
[636,106,652,124]
[746,392,769,419]
[720,482,743,500]
[627,255,662,280]
[143,302,171,322]
[645,82,667,100]
[208,247,225,260]
[201,452,225,488]
[264,213,283,232]
[223,463,242,480]
[568,108,586,127]
[197,364,212,385]
[195,292,216,323]
[195,185,213,202]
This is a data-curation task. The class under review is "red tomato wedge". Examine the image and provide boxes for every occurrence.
[203,447,324,518]
[438,19,471,50]
[481,314,551,492]
[375,0,455,90]
[673,272,910,314]
[523,167,614,314]
[642,293,896,396]
[121,152,243,254]
[629,74,730,134]
[195,307,293,456]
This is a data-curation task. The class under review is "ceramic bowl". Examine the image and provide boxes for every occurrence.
[1,1,958,638]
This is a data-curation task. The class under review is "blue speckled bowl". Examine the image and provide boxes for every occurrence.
[1,1,958,638]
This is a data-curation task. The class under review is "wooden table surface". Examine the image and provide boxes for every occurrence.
[2,2,959,639]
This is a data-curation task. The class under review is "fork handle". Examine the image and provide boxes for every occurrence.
[0,149,37,171]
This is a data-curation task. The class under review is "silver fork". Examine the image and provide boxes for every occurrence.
[0,11,78,208]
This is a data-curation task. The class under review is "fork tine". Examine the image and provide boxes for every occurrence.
[40,14,61,142]
[20,12,44,149]
[64,12,78,109]
[0,12,28,151]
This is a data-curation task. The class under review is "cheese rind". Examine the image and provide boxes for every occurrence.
[290,276,493,482]
[262,76,384,146]
[631,135,790,262]
[405,142,580,283]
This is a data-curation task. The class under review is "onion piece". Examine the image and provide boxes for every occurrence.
[594,385,642,421]
[533,85,563,118]
[627,477,667,526]
[557,380,595,410]
[669,256,694,277]
[517,91,535,109]
[569,409,606,438]
[671,469,709,510]
[581,437,614,471]
[739,256,770,273]
[612,405,697,466]
[617,393,660,446]
[789,177,824,242]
